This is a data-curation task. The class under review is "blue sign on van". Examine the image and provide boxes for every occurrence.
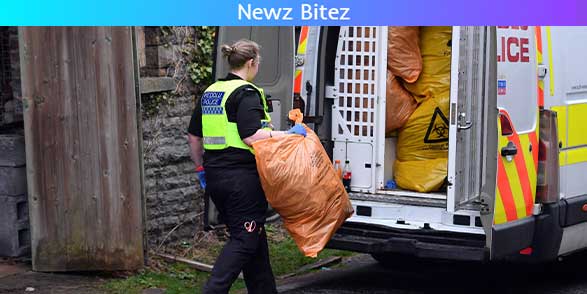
[498,80,507,95]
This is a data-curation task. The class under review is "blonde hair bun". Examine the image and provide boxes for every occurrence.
[220,39,260,69]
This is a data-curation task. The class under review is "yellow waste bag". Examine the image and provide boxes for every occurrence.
[396,94,450,161]
[394,94,449,192]
[403,26,452,102]
[394,159,447,193]
[252,109,354,258]
[419,26,453,56]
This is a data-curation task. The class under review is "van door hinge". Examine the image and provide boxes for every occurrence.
[295,55,305,67]
[325,86,336,99]
[479,194,491,215]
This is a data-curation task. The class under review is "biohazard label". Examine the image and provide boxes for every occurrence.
[424,107,449,143]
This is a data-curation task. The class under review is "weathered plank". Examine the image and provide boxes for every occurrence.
[20,27,143,272]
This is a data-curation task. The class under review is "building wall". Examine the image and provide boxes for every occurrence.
[0,27,22,127]
[139,27,208,250]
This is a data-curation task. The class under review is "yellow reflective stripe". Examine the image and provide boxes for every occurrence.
[520,135,537,203]
[567,148,587,165]
[298,37,307,55]
[535,26,543,64]
[546,27,555,96]
[568,103,587,147]
[203,137,226,145]
[295,69,302,78]
[494,189,508,225]
[500,136,527,219]
[565,103,587,165]
[297,26,309,55]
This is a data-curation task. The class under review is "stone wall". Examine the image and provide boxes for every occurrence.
[0,26,207,251]
[0,27,22,127]
[139,26,208,250]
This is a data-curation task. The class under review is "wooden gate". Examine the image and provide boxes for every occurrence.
[19,27,144,271]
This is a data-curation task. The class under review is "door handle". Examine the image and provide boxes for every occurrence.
[457,112,473,130]
[265,94,274,113]
[457,121,473,130]
[501,141,518,157]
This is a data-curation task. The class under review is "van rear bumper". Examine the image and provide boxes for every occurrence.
[327,221,488,261]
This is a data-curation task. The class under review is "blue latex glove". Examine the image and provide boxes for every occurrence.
[196,166,206,189]
[287,124,307,137]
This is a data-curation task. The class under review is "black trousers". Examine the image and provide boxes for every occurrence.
[203,168,277,294]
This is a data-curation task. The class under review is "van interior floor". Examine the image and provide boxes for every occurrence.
[349,189,446,208]
[349,189,484,212]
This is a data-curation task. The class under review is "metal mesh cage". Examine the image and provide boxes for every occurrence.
[333,27,379,140]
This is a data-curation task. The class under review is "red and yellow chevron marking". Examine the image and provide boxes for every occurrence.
[294,26,309,95]
[535,26,545,108]
[297,26,309,55]
[494,110,539,224]
[294,69,303,94]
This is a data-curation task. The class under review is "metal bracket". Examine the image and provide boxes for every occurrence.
[479,194,492,215]
[538,65,548,79]
[457,112,473,130]
[295,55,305,67]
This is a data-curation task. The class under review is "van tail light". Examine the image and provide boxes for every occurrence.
[536,110,560,204]
[499,114,514,136]
[519,247,533,255]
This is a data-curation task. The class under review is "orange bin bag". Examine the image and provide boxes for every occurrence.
[386,71,418,136]
[387,26,422,83]
[252,109,354,258]
[403,26,452,103]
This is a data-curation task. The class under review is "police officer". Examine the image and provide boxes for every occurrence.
[187,39,306,294]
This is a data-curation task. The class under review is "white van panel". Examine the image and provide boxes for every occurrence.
[333,142,374,191]
[544,26,587,106]
[496,27,538,134]
[561,162,587,198]
[559,221,587,256]
[347,200,484,234]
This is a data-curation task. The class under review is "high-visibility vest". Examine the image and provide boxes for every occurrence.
[201,79,271,153]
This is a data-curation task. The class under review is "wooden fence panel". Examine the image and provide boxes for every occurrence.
[20,27,143,271]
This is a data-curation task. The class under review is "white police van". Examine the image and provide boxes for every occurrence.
[209,26,587,263]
